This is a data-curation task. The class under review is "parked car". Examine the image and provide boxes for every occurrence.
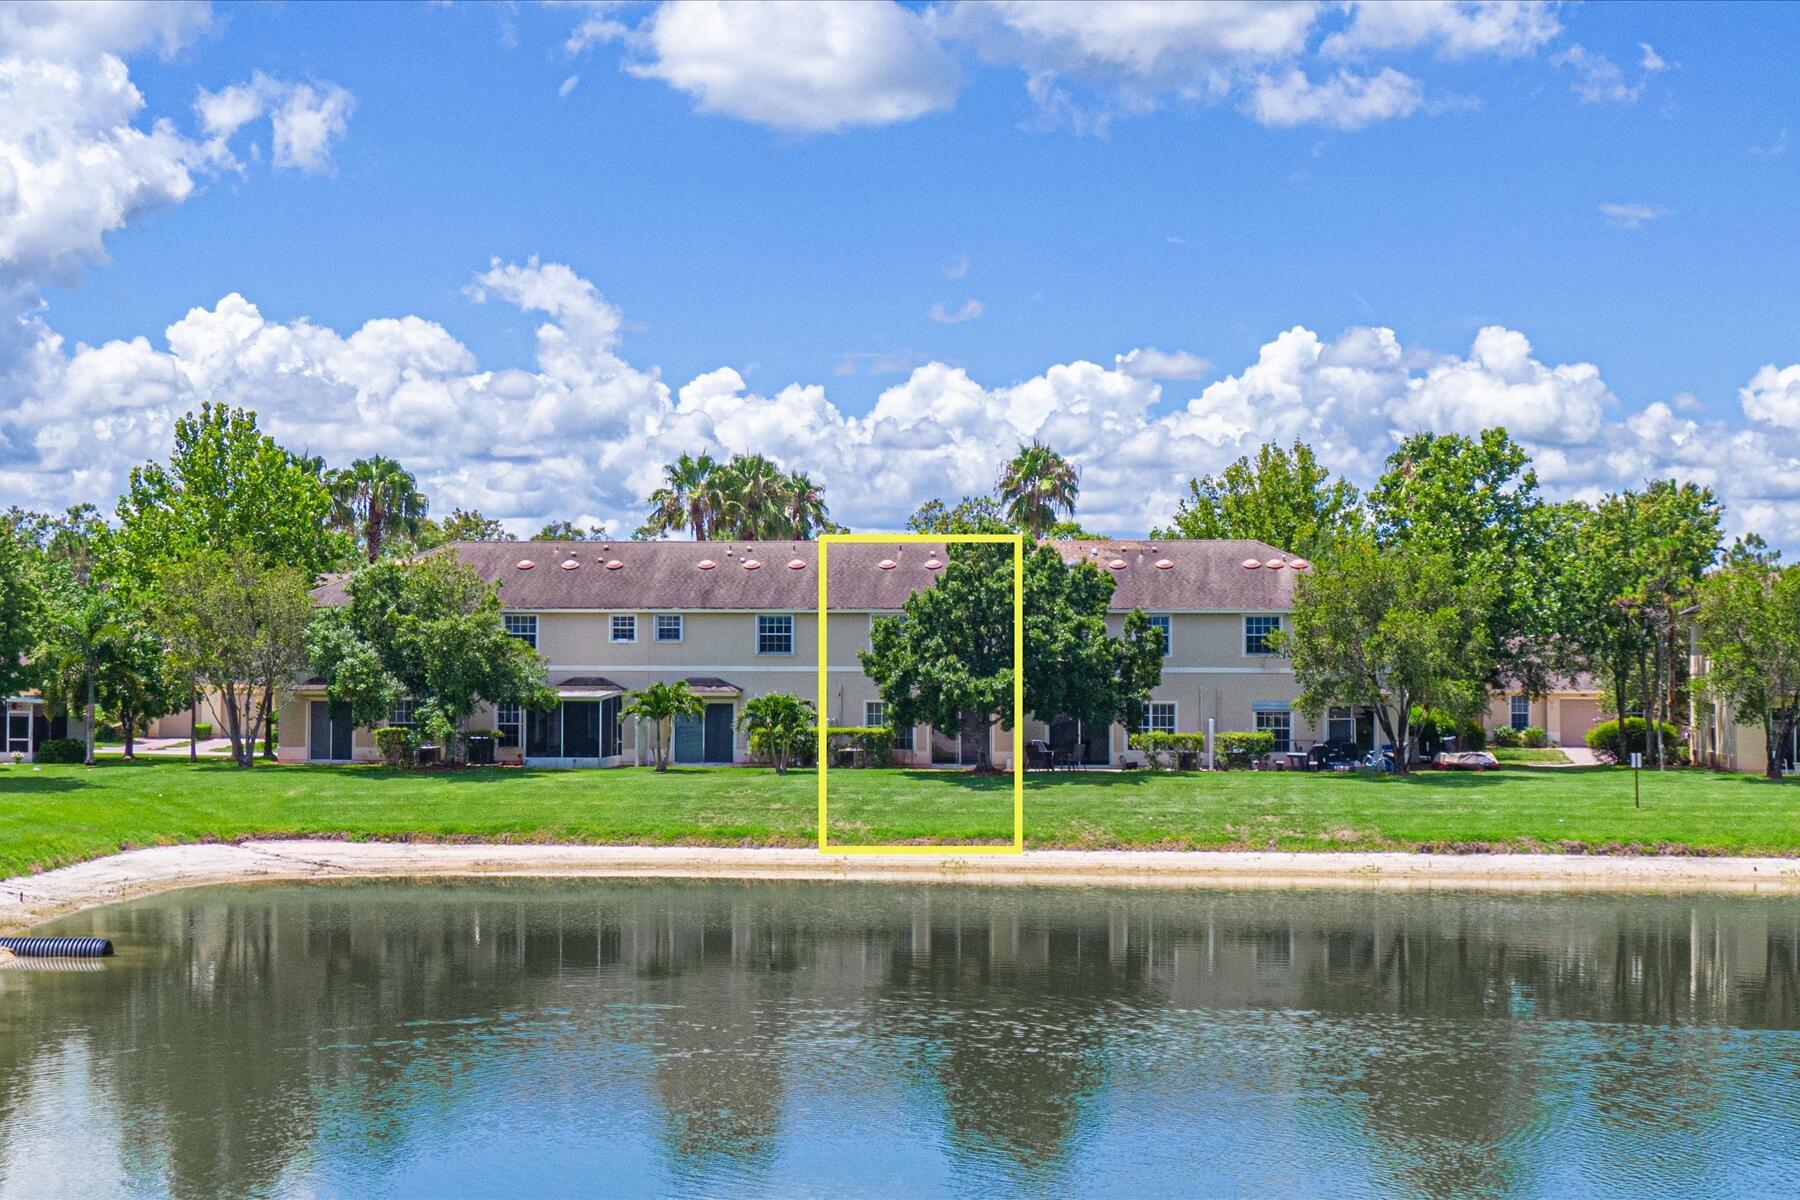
[1434,750,1500,771]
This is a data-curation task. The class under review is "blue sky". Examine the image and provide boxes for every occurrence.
[3,1,1797,542]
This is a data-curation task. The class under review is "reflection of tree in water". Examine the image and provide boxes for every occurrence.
[873,905,1165,1185]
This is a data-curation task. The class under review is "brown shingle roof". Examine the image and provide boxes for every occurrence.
[312,538,1303,612]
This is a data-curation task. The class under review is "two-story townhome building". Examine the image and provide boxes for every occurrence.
[277,538,1328,768]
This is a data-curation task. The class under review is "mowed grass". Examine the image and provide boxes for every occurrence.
[0,758,1795,879]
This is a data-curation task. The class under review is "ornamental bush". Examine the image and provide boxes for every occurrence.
[1586,718,1686,764]
[373,726,414,768]
[191,722,213,740]
[1217,730,1275,769]
[1126,731,1206,770]
[34,738,85,764]
[825,725,896,768]
[1490,725,1522,748]
[1519,725,1549,749]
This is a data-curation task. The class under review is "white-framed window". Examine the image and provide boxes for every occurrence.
[388,697,415,727]
[757,614,794,655]
[1245,615,1281,656]
[1140,702,1176,734]
[1255,705,1292,752]
[504,613,538,649]
[1328,706,1356,745]
[865,700,885,728]
[497,703,522,748]
[1148,614,1172,657]
[1510,694,1530,730]
[655,614,684,643]
[610,615,637,643]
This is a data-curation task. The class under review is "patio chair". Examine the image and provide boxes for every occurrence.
[1026,739,1053,770]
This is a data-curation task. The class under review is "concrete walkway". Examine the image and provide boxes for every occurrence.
[4,841,1800,931]
[1561,747,1601,766]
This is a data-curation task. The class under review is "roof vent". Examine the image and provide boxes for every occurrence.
[605,559,624,570]
[787,558,806,570]
[743,559,762,570]
[1242,558,1263,569]
[697,559,717,570]
[1264,558,1286,569]
[515,559,536,571]
[878,558,897,570]
[1288,558,1310,570]
[1154,558,1174,570]
[560,559,580,571]
[923,557,943,570]
[1107,558,1128,570]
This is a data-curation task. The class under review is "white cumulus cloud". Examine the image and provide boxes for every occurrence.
[1321,1,1562,60]
[1247,66,1424,129]
[620,0,959,133]
[195,73,355,172]
[8,258,1800,549]
[1115,347,1212,380]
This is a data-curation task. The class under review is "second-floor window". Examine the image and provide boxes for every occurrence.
[757,614,794,655]
[1148,614,1172,657]
[655,614,684,643]
[504,613,537,649]
[1510,694,1531,730]
[1245,615,1281,656]
[610,615,637,643]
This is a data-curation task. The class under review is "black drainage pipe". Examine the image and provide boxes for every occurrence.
[0,936,113,958]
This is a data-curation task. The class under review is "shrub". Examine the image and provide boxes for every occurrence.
[373,726,414,767]
[35,738,86,764]
[1217,730,1275,769]
[1457,720,1487,751]
[1127,731,1207,770]
[1586,718,1686,764]
[1519,726,1549,749]
[1490,725,1522,748]
[191,722,213,740]
[824,725,896,768]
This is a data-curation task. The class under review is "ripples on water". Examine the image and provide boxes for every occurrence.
[0,881,1797,1198]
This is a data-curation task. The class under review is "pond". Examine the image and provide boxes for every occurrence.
[2,880,1798,1198]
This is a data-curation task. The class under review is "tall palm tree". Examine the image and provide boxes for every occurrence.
[645,453,721,541]
[718,454,787,539]
[997,441,1080,538]
[782,470,830,538]
[327,456,429,562]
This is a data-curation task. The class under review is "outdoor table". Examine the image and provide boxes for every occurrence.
[1284,751,1310,771]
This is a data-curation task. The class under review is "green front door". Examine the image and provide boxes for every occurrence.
[673,712,704,764]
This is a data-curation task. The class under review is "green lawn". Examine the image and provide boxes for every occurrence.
[1493,747,1571,764]
[0,758,1794,879]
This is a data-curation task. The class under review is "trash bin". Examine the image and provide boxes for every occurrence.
[466,735,495,766]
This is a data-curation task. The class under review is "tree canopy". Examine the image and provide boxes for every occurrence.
[326,455,429,563]
[1156,441,1361,560]
[1696,555,1797,779]
[638,452,835,541]
[997,442,1080,539]
[305,552,554,747]
[1284,539,1495,774]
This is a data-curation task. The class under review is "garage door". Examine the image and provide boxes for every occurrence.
[1557,699,1603,746]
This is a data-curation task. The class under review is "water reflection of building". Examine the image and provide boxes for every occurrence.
[0,881,1796,1196]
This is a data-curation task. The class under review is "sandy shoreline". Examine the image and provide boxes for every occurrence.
[4,841,1800,930]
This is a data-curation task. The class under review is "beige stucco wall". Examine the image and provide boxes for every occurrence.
[277,604,1313,769]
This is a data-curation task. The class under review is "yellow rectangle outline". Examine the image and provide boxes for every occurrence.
[817,532,1024,854]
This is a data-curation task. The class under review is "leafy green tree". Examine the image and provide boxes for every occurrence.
[115,403,343,582]
[1155,441,1361,559]
[907,495,1012,535]
[862,543,1015,770]
[93,610,178,759]
[532,520,609,541]
[0,519,39,701]
[1284,540,1495,774]
[36,569,115,765]
[1697,558,1800,780]
[997,441,1080,538]
[327,455,430,563]
[1022,544,1162,733]
[622,681,706,772]
[305,553,554,747]
[1366,429,1560,694]
[438,508,508,541]
[156,548,315,768]
[737,692,815,774]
